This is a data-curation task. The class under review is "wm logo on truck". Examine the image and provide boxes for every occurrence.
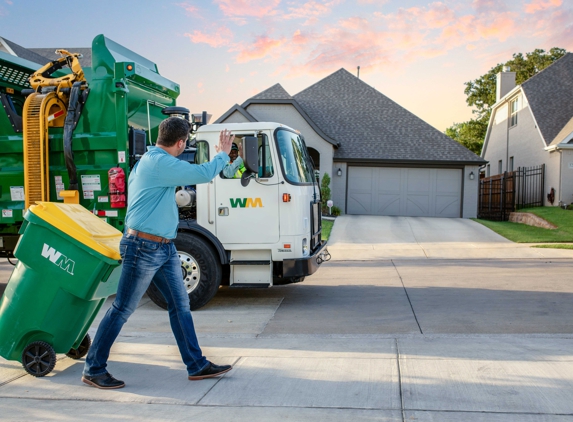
[229,198,263,208]
[41,244,75,275]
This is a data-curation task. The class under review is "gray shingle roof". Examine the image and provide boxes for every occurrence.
[29,48,92,68]
[522,53,573,146]
[293,69,484,163]
[250,83,293,100]
[214,104,257,123]
[1,37,53,66]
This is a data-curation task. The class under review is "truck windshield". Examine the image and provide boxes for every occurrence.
[275,129,315,184]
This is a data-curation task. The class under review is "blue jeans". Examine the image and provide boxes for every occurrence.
[83,233,209,377]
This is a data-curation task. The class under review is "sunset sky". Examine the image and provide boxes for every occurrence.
[1,0,572,131]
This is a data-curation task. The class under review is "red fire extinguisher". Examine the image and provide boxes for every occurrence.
[108,167,126,208]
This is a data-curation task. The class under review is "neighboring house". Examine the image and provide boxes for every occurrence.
[0,35,91,68]
[217,69,485,218]
[0,36,54,66]
[482,53,573,206]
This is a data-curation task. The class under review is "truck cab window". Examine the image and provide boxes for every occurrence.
[194,141,210,164]
[275,129,314,185]
[221,134,274,179]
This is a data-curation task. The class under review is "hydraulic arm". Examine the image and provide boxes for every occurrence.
[22,50,89,208]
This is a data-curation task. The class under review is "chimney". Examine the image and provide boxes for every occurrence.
[496,66,516,101]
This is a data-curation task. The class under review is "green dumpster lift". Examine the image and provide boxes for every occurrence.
[0,201,123,376]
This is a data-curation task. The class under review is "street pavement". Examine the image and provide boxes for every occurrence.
[1,216,573,421]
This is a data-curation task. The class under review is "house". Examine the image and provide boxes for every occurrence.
[216,69,485,218]
[0,36,91,67]
[481,53,573,206]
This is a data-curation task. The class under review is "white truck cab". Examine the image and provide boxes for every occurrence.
[146,122,330,310]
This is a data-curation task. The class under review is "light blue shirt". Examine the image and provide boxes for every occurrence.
[125,146,229,239]
[222,157,244,178]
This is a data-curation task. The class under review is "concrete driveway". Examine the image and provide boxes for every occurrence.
[328,215,573,259]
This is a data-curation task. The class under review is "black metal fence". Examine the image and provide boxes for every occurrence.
[478,164,545,221]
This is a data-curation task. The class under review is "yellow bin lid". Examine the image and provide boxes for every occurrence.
[29,202,122,260]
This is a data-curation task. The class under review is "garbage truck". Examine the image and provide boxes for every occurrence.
[0,34,330,310]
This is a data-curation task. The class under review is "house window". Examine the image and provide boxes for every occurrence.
[509,157,514,172]
[510,97,518,127]
[486,164,490,177]
[498,160,503,174]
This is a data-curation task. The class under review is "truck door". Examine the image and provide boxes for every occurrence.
[215,134,279,244]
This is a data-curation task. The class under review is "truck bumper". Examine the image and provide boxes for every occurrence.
[281,241,330,278]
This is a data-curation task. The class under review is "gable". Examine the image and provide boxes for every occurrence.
[522,53,573,146]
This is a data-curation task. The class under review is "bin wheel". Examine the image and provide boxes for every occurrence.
[66,333,91,360]
[146,232,222,311]
[21,341,57,377]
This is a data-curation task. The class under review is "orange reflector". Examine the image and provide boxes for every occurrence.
[282,193,291,202]
[127,64,133,71]
[284,244,291,248]
[6,88,14,94]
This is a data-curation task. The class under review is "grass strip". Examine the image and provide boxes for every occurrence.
[322,219,334,241]
[473,207,573,243]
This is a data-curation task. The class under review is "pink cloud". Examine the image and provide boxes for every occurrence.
[184,26,233,48]
[5,0,13,5]
[339,17,369,30]
[525,0,562,14]
[215,0,281,18]
[284,0,340,20]
[235,35,286,63]
[540,9,573,49]
[437,11,517,50]
[176,2,198,13]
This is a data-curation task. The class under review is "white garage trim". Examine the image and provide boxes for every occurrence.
[346,166,463,217]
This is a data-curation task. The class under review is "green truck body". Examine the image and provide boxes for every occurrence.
[0,34,179,256]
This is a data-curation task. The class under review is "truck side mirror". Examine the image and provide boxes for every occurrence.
[240,136,258,187]
[242,136,258,173]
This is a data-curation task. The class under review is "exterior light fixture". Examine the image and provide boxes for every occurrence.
[337,168,342,177]
[469,171,475,180]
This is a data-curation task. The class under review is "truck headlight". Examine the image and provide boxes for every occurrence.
[302,238,309,257]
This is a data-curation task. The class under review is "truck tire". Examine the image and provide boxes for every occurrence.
[146,232,222,311]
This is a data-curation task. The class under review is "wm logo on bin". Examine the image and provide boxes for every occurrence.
[41,244,75,275]
[229,198,263,208]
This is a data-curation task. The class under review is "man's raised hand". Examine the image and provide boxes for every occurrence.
[216,129,235,155]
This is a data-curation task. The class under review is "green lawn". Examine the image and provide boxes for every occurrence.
[322,219,334,241]
[473,207,573,243]
[531,244,573,249]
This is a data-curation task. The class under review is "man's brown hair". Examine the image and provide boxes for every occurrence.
[156,117,190,147]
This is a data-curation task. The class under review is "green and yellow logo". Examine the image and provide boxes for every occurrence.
[230,197,263,208]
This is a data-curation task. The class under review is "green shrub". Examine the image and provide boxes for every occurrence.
[320,173,331,214]
[331,206,341,216]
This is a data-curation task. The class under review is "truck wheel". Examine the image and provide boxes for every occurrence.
[21,341,56,377]
[66,333,91,359]
[146,233,222,311]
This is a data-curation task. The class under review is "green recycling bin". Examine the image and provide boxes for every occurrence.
[0,202,123,377]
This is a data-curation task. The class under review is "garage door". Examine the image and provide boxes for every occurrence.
[347,167,462,217]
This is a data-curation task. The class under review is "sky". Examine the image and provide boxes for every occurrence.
[1,0,572,131]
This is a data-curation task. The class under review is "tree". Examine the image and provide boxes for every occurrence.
[446,48,568,154]
[444,119,488,155]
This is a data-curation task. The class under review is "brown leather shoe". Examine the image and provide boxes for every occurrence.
[188,362,232,381]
